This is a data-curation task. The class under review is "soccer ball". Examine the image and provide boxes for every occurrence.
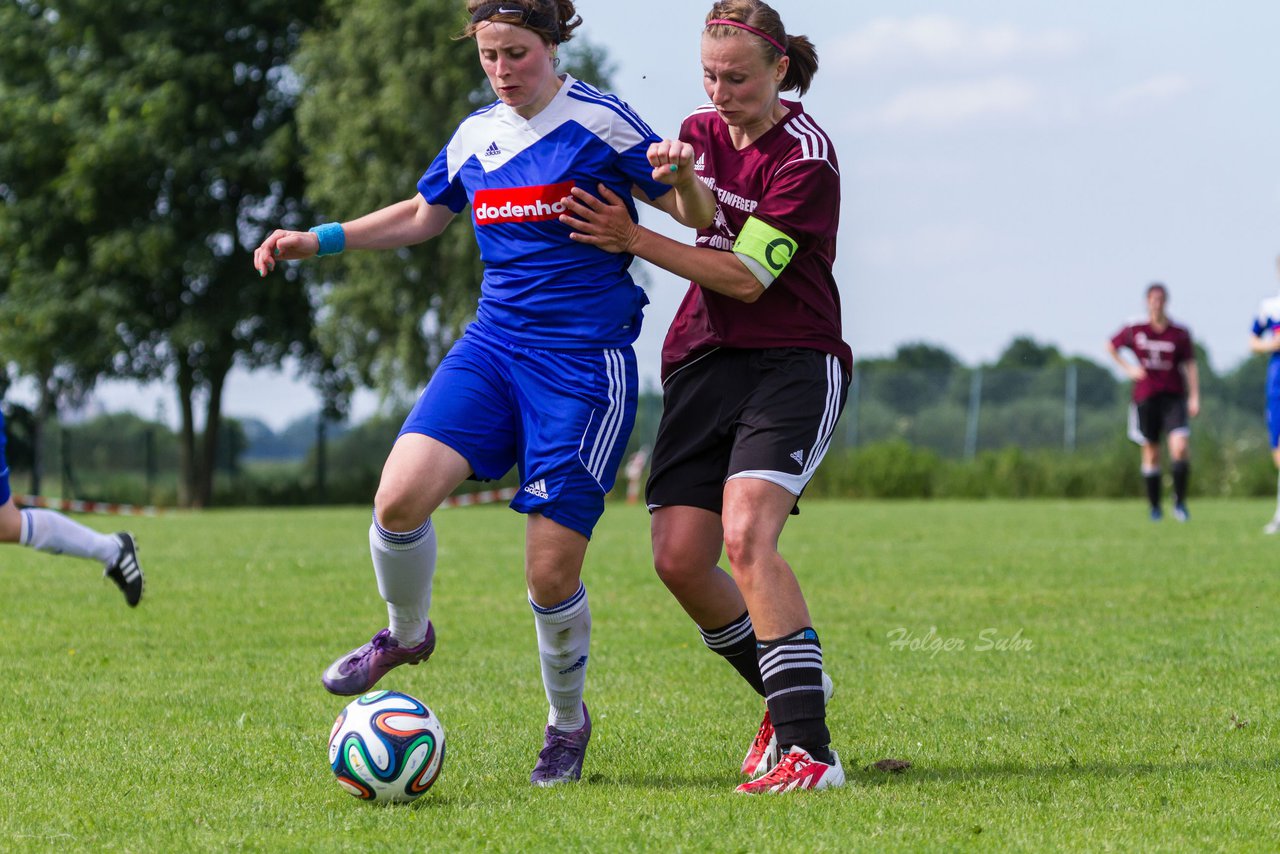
[328,690,446,803]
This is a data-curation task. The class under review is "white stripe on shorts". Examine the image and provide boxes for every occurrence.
[726,354,844,495]
[580,349,628,486]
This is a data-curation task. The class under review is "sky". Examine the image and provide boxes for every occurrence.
[80,0,1280,429]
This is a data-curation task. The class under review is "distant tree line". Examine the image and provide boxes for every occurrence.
[3,333,1274,505]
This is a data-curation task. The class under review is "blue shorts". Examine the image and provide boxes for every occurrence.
[1268,398,1280,449]
[400,325,638,539]
[0,409,10,506]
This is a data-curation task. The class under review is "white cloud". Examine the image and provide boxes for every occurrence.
[832,15,1083,71]
[1106,74,1193,112]
[863,77,1039,129]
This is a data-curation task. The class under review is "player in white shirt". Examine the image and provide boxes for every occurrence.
[1248,256,1280,533]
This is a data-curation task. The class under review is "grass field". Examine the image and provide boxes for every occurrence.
[2,499,1279,852]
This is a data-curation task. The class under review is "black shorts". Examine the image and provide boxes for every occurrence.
[645,348,849,515]
[1128,393,1190,445]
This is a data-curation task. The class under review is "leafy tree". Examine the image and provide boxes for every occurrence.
[894,342,959,373]
[1066,356,1119,409]
[995,336,1062,370]
[1222,351,1269,414]
[0,0,327,506]
[0,1,123,493]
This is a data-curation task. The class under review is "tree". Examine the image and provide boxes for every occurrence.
[995,336,1062,370]
[294,0,616,397]
[1,0,327,507]
[0,1,123,494]
[894,342,960,373]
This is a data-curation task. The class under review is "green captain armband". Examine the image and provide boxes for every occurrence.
[732,216,799,288]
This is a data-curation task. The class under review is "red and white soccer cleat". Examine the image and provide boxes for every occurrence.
[741,710,779,778]
[741,671,834,777]
[735,746,845,794]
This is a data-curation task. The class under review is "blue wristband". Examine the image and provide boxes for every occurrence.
[309,222,346,256]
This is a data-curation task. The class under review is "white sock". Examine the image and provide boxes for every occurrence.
[370,514,436,646]
[530,583,590,731]
[20,509,120,564]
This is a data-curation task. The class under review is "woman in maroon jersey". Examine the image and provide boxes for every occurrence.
[1106,282,1200,522]
[560,0,850,793]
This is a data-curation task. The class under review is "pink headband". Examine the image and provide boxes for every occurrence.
[706,18,787,55]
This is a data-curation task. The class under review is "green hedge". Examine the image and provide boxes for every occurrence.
[805,437,1279,500]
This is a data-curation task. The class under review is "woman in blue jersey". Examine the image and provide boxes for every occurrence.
[253,0,713,786]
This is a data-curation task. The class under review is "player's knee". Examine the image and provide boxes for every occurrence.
[372,486,427,533]
[0,502,22,543]
[653,544,703,589]
[722,524,769,575]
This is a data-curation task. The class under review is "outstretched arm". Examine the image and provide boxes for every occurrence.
[253,194,455,276]
[561,183,764,303]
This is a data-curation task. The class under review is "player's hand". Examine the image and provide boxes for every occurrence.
[253,229,320,277]
[559,184,640,255]
[1188,395,1200,418]
[646,139,697,187]
[1127,365,1148,382]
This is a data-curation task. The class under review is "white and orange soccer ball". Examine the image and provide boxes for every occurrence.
[328,690,445,803]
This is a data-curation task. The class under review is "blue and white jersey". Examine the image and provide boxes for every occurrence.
[418,74,671,349]
[1252,295,1280,398]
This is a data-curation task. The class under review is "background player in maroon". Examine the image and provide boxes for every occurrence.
[1107,283,1200,521]
[561,0,849,793]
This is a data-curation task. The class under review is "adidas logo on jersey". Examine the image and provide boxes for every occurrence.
[524,479,550,499]
[790,449,805,466]
[473,181,573,225]
[484,141,502,157]
[694,152,705,171]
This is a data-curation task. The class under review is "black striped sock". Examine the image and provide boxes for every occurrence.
[699,611,765,697]
[758,628,830,756]
[1172,460,1189,504]
[1144,469,1162,510]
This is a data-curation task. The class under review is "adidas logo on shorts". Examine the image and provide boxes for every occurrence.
[524,479,550,500]
[790,449,805,466]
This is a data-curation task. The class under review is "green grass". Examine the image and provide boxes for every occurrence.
[3,500,1280,852]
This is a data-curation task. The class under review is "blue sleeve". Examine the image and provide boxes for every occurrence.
[1253,315,1267,337]
[417,145,469,214]
[614,124,671,202]
[618,143,671,201]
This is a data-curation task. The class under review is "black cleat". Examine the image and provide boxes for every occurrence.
[105,533,144,607]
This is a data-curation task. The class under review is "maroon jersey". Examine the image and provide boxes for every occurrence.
[1110,319,1195,402]
[660,101,853,380]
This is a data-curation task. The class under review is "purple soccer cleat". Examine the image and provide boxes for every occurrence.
[531,703,591,787]
[320,623,436,696]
